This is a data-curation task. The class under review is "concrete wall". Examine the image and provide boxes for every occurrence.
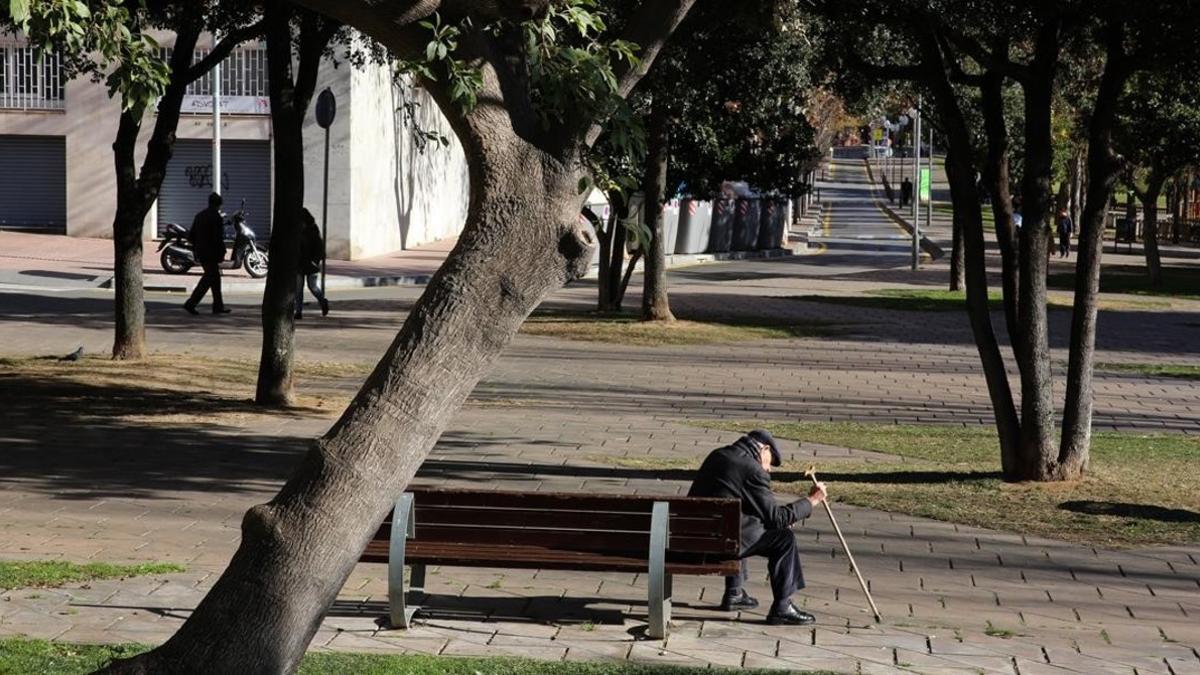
[1,31,470,259]
[339,67,469,260]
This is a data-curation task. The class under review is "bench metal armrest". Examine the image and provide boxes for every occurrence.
[388,492,424,629]
[647,501,672,639]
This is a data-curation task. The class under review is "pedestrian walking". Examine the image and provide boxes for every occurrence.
[900,177,913,207]
[688,430,828,626]
[295,208,329,320]
[1057,208,1074,258]
[184,193,230,315]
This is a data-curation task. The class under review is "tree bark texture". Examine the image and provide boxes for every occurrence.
[255,5,335,406]
[949,202,965,291]
[640,96,674,322]
[979,70,1020,356]
[1013,23,1060,479]
[110,24,205,360]
[1058,24,1132,481]
[102,1,696,671]
[918,29,1022,476]
[1139,171,1165,286]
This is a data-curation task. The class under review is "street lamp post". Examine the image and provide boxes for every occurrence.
[911,98,921,271]
[212,32,221,196]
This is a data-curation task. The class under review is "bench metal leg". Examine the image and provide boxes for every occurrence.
[647,501,671,639]
[388,492,422,629]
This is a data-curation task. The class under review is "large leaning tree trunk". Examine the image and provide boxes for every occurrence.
[641,94,675,322]
[917,26,1022,477]
[111,15,261,360]
[1058,22,1134,480]
[101,1,696,673]
[255,2,341,406]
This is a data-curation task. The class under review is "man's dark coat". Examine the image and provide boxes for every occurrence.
[688,437,812,552]
[190,207,227,265]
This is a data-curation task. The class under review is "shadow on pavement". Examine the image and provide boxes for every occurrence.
[1059,500,1200,523]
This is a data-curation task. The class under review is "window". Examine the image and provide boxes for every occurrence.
[0,43,65,110]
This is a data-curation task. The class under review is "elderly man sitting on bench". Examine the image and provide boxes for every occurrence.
[688,429,827,625]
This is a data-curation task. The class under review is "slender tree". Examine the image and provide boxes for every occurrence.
[254,1,342,406]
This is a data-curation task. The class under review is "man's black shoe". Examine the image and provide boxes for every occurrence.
[183,305,199,315]
[213,307,232,314]
[719,589,759,611]
[766,603,816,626]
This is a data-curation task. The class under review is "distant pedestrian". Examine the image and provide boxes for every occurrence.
[184,193,230,315]
[1011,197,1023,231]
[1057,209,1074,258]
[900,177,913,207]
[295,208,329,320]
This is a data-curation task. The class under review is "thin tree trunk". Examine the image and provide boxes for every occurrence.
[1058,23,1131,481]
[1141,171,1165,286]
[609,197,630,309]
[110,24,205,360]
[112,111,148,361]
[255,7,334,406]
[1014,22,1060,479]
[584,205,612,310]
[641,96,674,322]
[918,29,1022,476]
[949,201,965,291]
[979,68,1020,356]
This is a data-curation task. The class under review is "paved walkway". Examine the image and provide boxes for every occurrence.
[1,157,1198,673]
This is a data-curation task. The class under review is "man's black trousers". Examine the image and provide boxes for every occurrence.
[186,261,225,311]
[725,528,804,609]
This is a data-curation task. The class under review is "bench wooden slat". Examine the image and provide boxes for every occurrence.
[407,524,734,555]
[406,504,732,537]
[361,540,740,576]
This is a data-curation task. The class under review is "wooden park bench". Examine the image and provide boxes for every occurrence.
[357,487,741,639]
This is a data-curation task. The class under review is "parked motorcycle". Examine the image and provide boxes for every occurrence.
[157,200,269,278]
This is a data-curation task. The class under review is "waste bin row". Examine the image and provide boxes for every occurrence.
[651,196,792,255]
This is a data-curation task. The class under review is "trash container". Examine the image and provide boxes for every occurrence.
[662,200,680,255]
[757,199,779,250]
[675,199,713,254]
[732,196,761,251]
[707,197,736,252]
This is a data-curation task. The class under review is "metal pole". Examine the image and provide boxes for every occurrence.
[321,125,330,293]
[926,124,933,236]
[912,99,921,271]
[212,33,222,195]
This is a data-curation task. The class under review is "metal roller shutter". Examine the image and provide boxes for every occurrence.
[0,135,66,233]
[158,139,271,239]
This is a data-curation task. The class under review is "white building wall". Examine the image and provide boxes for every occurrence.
[2,30,469,259]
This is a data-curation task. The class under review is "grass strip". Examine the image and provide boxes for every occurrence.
[520,310,840,346]
[598,421,1200,548]
[0,561,185,590]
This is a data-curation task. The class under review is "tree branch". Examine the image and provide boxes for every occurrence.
[185,19,268,84]
[940,23,1029,82]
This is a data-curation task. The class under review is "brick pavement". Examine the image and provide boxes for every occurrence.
[1,159,1198,672]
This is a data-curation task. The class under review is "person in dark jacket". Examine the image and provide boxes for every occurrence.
[184,192,230,315]
[900,177,913,207]
[688,429,827,625]
[1056,209,1074,258]
[295,208,329,319]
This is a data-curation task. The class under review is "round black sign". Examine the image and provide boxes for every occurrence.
[315,88,336,129]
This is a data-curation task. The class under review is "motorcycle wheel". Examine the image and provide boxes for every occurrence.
[243,246,269,278]
[160,249,192,275]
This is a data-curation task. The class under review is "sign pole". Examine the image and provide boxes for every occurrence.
[314,88,337,295]
[912,98,921,271]
[212,32,221,196]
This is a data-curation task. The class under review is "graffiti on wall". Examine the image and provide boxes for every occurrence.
[185,164,230,192]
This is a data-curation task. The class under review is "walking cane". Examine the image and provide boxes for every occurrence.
[805,465,882,623]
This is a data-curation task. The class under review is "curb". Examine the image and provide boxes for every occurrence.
[862,159,946,261]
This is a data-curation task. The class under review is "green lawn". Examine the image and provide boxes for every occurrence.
[790,288,1170,313]
[1094,362,1200,380]
[0,639,824,675]
[599,421,1200,548]
[520,310,840,345]
[0,561,185,590]
[1048,264,1200,301]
